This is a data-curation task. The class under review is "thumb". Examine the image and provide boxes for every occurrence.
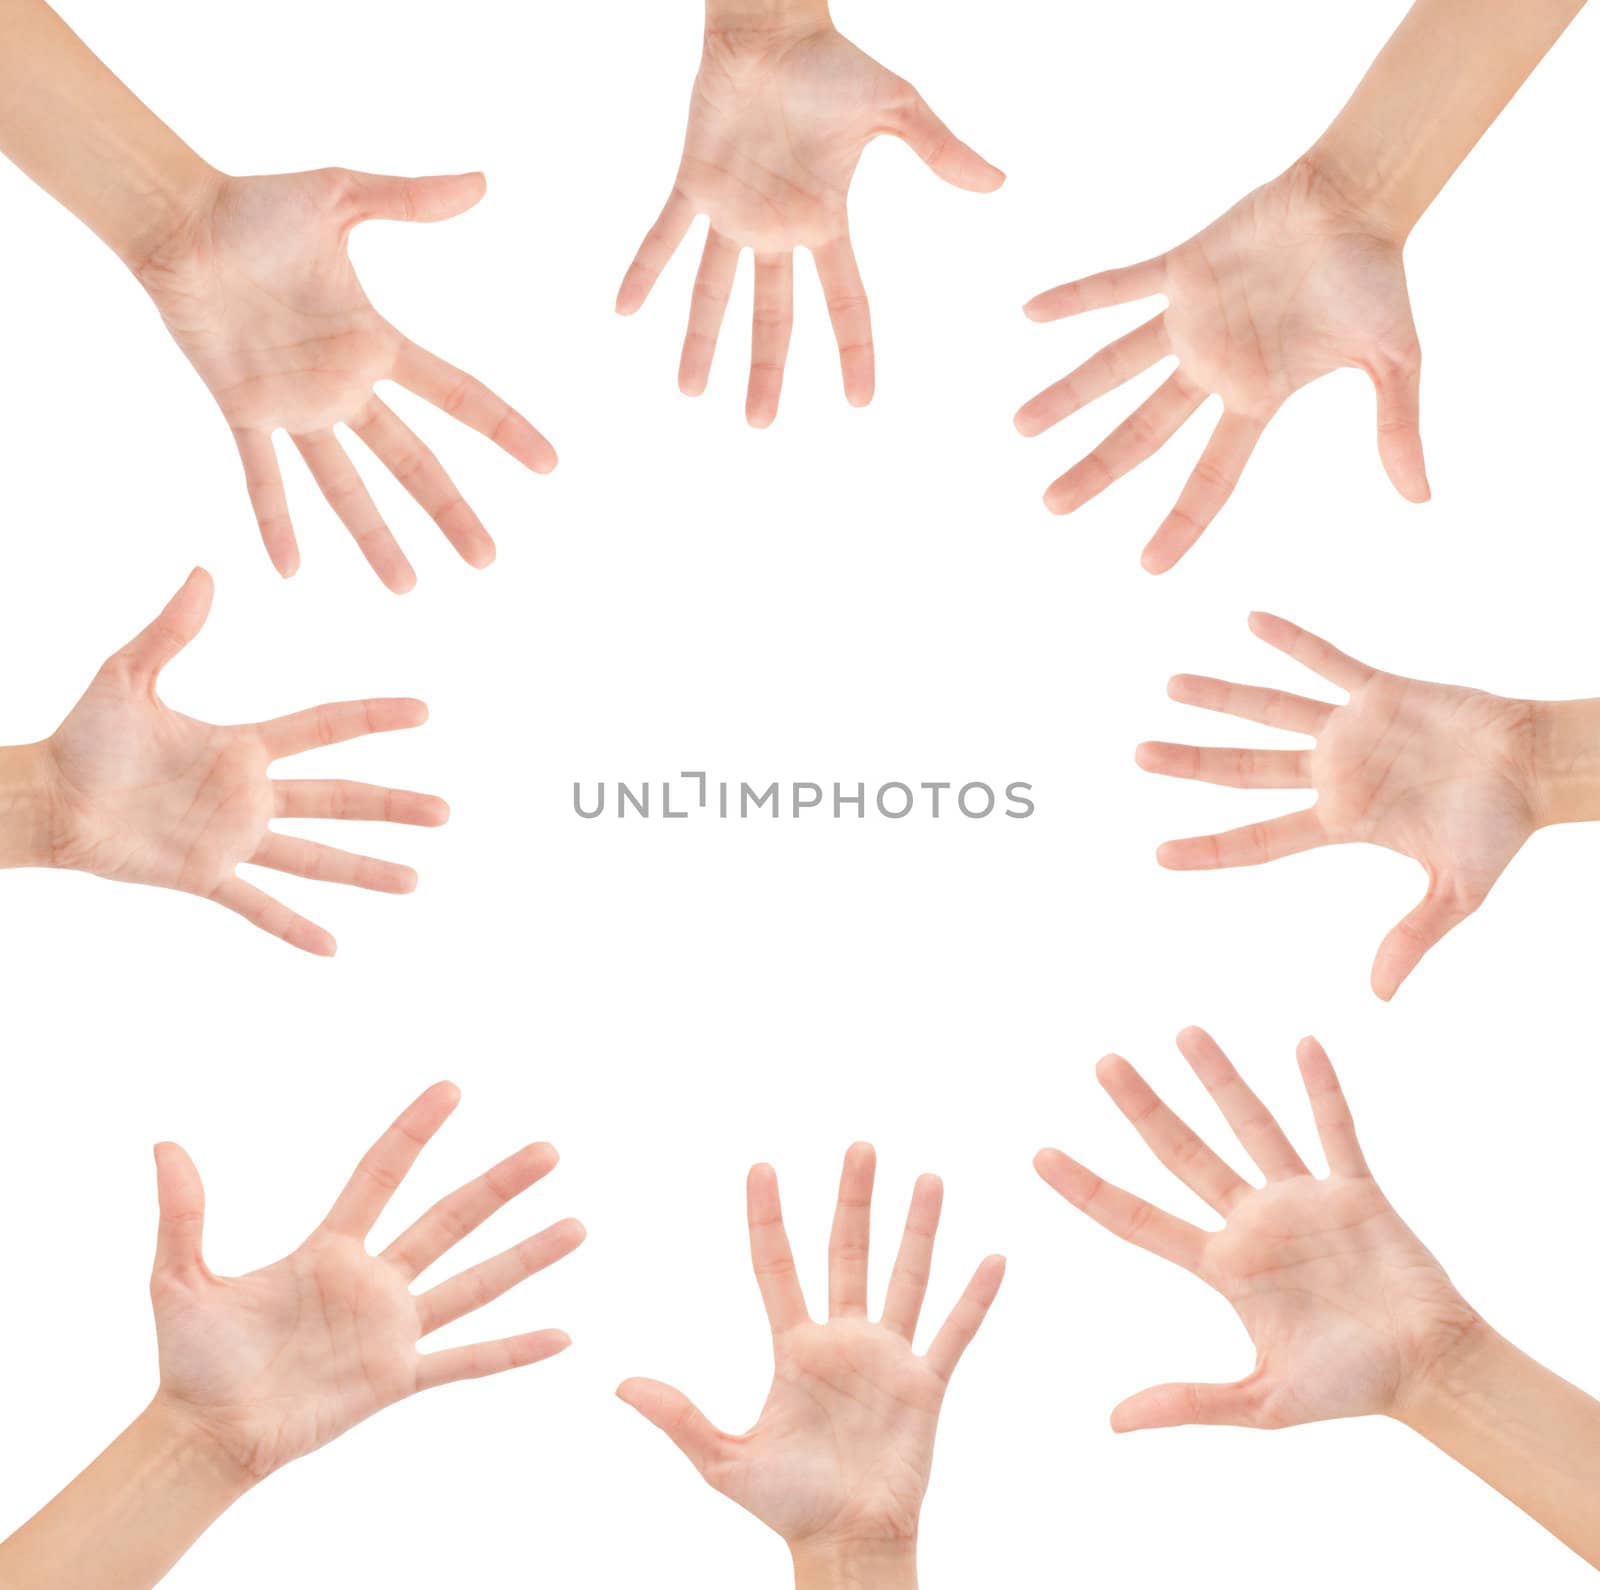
[889,90,1005,193]
[616,1378,732,1478]
[1371,347,1430,503]
[341,170,487,225]
[110,568,213,691]
[152,1141,207,1278]
[1371,877,1476,1001]
[1111,1379,1263,1432]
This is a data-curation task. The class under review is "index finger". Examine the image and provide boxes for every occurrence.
[1156,809,1327,871]
[1142,412,1266,574]
[747,1162,808,1334]
[1034,1147,1206,1272]
[812,237,874,407]
[257,698,428,760]
[391,342,557,474]
[880,1174,943,1343]
[323,1082,460,1239]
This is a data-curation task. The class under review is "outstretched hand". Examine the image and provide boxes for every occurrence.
[1138,611,1539,997]
[1037,1029,1477,1431]
[42,567,447,953]
[618,1144,1004,1561]
[151,1082,584,1482]
[138,169,556,589]
[1017,161,1427,571]
[618,19,1002,425]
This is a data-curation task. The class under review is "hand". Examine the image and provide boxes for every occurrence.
[1036,1028,1479,1432]
[1137,611,1539,998]
[41,567,447,954]
[1016,158,1427,571]
[151,1081,584,1482]
[618,1144,1004,1569]
[617,18,1003,425]
[137,169,556,590]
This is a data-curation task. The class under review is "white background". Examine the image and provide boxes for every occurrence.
[1,0,1597,1583]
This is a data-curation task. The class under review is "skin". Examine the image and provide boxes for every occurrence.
[138,170,557,590]
[1016,0,1587,569]
[0,1083,583,1589]
[1037,1029,1600,1567]
[0,1,554,589]
[1037,1029,1477,1432]
[1,567,447,954]
[1136,611,1600,999]
[618,0,1003,426]
[618,1144,1005,1589]
[1016,160,1426,571]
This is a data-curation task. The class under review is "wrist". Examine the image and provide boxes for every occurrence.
[1527,699,1600,827]
[1283,147,1409,249]
[705,0,831,38]
[791,1538,917,1590]
[123,161,227,286]
[123,159,225,278]
[0,743,69,869]
[1391,1315,1516,1440]
[131,1393,259,1507]
[0,1394,256,1584]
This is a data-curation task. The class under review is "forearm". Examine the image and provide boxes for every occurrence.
[0,0,221,270]
[1529,699,1600,826]
[0,743,61,869]
[1398,1322,1600,1567]
[791,1540,917,1590]
[0,1396,253,1589]
[1306,0,1586,240]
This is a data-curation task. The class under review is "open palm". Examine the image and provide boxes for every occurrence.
[43,568,446,954]
[1137,611,1538,997]
[1017,161,1427,571]
[618,1145,1004,1552]
[1037,1028,1477,1432]
[152,1082,583,1481]
[618,22,1002,424]
[138,169,556,589]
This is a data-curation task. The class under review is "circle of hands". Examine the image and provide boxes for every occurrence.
[618,1145,1006,1553]
[137,169,557,591]
[1037,1029,1479,1431]
[1137,612,1540,998]
[150,1082,584,1482]
[22,29,1535,1547]
[617,21,1004,426]
[1017,160,1428,571]
[39,567,445,954]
